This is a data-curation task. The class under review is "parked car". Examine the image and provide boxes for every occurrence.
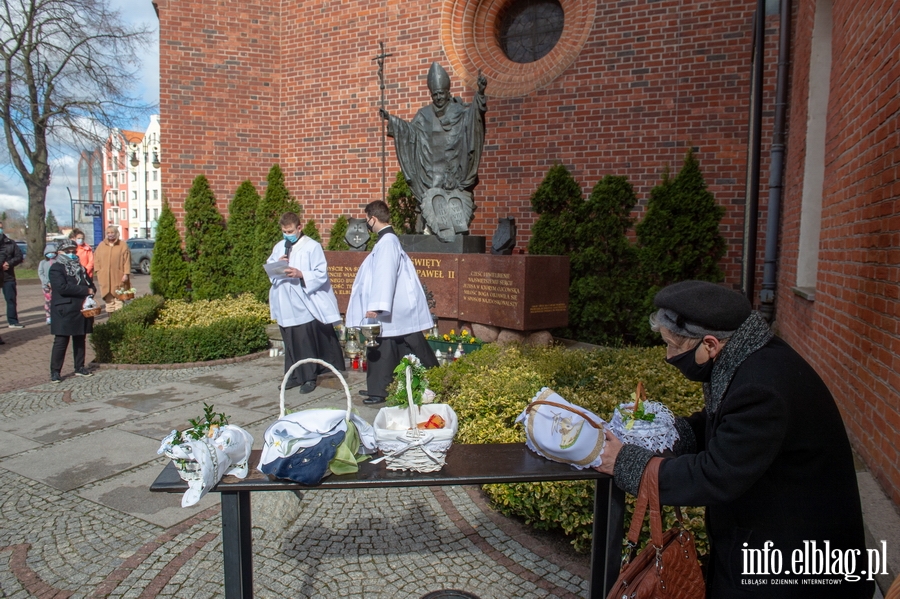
[126,238,155,275]
[15,240,27,258]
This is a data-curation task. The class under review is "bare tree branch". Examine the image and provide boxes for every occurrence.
[0,0,153,265]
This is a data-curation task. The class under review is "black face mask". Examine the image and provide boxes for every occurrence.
[666,342,715,382]
[365,218,374,232]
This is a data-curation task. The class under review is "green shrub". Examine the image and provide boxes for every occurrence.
[326,215,350,251]
[526,163,581,256]
[150,200,190,300]
[226,180,262,297]
[429,343,707,554]
[302,219,321,242]
[117,317,269,364]
[154,293,270,329]
[90,295,166,362]
[183,174,230,300]
[387,171,418,233]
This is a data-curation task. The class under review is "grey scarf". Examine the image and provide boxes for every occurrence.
[703,311,774,414]
[55,253,90,286]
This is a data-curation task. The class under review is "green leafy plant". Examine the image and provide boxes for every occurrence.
[226,180,262,297]
[326,215,350,251]
[251,164,303,301]
[170,403,230,446]
[90,295,166,362]
[302,219,321,242]
[387,355,431,408]
[183,174,230,300]
[387,171,418,233]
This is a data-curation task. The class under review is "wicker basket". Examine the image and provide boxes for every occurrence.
[114,291,135,300]
[608,382,678,453]
[371,366,458,472]
[81,307,103,318]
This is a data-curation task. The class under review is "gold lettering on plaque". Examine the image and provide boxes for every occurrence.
[462,270,520,308]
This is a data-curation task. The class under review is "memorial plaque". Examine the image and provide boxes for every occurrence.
[458,255,568,330]
[326,251,459,317]
[325,251,567,331]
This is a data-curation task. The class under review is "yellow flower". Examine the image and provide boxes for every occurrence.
[443,334,450,341]
[461,329,469,337]
[449,329,455,335]
[469,337,476,344]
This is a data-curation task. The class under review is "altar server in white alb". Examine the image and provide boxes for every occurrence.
[268,212,345,394]
[347,200,438,404]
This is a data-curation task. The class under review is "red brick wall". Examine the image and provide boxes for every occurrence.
[156,0,779,292]
[777,0,900,504]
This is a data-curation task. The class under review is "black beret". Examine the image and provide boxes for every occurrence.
[654,280,751,331]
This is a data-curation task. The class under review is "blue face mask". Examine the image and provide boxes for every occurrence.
[66,253,77,260]
[283,233,299,243]
[46,254,56,260]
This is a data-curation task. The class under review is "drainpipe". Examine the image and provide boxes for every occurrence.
[759,0,792,323]
[741,0,765,303]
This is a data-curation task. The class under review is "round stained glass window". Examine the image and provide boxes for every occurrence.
[498,0,565,64]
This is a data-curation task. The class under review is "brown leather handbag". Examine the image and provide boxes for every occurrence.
[606,457,706,599]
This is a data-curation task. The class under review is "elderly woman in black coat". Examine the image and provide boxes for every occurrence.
[599,281,873,599]
[49,238,96,382]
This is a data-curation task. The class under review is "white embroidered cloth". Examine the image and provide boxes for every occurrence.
[608,401,679,453]
[158,424,254,508]
[259,409,376,466]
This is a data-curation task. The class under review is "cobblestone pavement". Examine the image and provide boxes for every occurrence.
[0,286,593,599]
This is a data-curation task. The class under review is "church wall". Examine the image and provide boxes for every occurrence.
[776,0,900,506]
[156,0,779,290]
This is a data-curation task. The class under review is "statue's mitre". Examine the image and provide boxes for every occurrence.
[427,62,451,92]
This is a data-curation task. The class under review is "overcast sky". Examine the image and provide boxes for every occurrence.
[0,0,160,226]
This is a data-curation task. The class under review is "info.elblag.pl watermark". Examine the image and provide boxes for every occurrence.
[741,540,888,586]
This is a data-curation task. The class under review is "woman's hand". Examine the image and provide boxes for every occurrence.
[595,428,624,475]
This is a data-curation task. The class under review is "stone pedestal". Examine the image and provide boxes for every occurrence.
[398,234,485,254]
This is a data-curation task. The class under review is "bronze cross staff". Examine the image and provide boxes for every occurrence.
[373,41,393,202]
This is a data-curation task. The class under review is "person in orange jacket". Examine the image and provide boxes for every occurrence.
[69,228,94,278]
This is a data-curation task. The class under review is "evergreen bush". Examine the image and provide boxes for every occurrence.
[635,149,727,343]
[90,295,166,362]
[150,200,190,300]
[564,175,642,346]
[251,164,302,301]
[527,163,582,256]
[116,317,269,364]
[429,343,707,554]
[326,216,350,251]
[387,171,418,233]
[302,219,321,242]
[183,175,230,300]
[226,180,262,297]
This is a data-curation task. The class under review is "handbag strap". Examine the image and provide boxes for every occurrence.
[627,457,666,548]
[525,400,603,429]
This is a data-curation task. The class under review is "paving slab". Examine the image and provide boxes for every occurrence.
[0,428,161,491]
[104,380,227,413]
[0,429,42,458]
[77,458,220,527]
[182,358,285,391]
[0,400,144,444]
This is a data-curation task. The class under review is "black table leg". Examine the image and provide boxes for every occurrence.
[222,490,254,599]
[590,478,626,598]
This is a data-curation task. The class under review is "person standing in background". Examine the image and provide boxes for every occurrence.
[38,243,58,324]
[0,220,24,329]
[93,226,130,313]
[69,228,94,278]
[49,239,96,382]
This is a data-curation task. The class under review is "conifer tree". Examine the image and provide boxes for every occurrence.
[226,180,261,296]
[183,174,230,300]
[387,171,418,233]
[46,210,59,233]
[635,149,727,343]
[302,219,321,242]
[326,215,350,251]
[150,199,190,299]
[251,164,302,301]
[565,175,641,345]
[527,164,583,256]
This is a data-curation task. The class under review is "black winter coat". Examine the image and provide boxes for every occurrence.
[659,337,872,598]
[49,262,95,336]
[0,234,24,283]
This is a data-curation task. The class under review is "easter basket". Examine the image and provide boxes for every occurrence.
[372,363,458,473]
[608,381,679,453]
[257,358,376,485]
[80,296,103,318]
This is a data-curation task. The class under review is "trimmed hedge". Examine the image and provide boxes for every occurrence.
[91,295,166,363]
[115,317,269,364]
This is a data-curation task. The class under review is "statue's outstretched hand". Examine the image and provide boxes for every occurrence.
[379,107,389,120]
